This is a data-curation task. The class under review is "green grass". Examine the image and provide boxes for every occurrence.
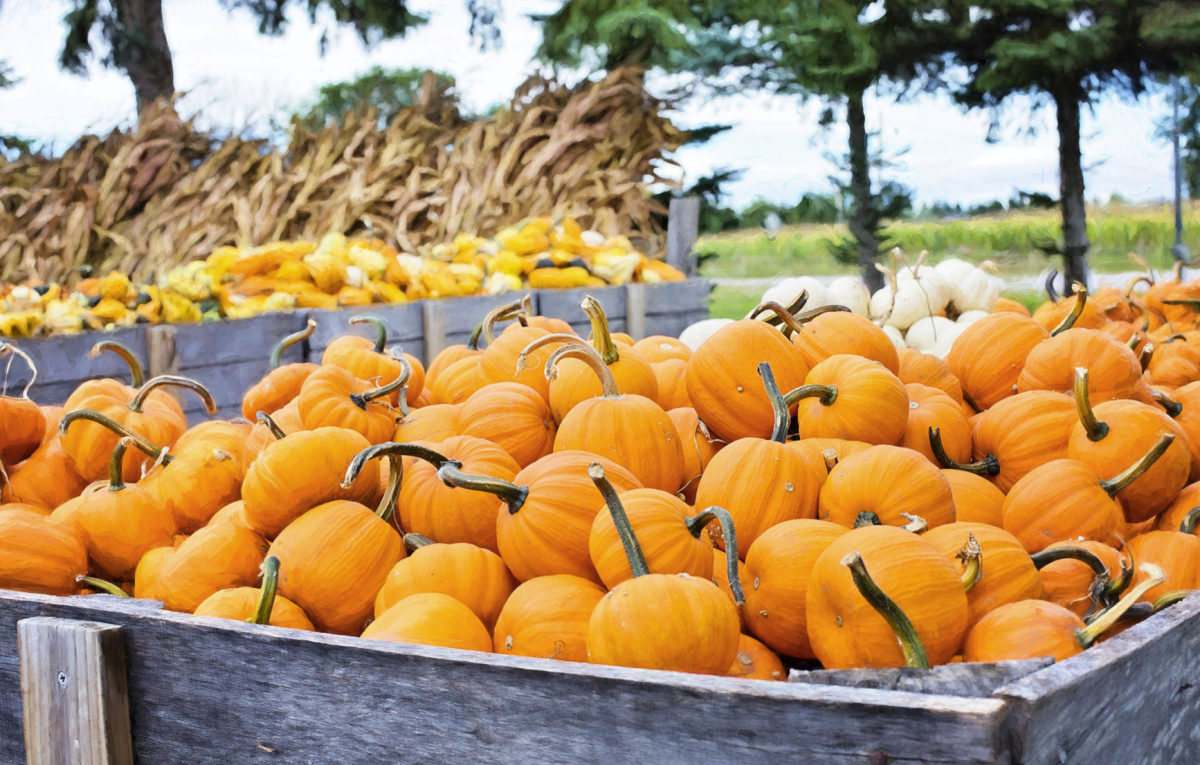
[709,283,762,319]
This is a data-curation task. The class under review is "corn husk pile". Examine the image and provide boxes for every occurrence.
[0,67,686,288]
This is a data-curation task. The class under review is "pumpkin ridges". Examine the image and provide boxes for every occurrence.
[493,574,606,662]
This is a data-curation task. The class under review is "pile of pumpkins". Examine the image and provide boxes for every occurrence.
[2,267,1199,681]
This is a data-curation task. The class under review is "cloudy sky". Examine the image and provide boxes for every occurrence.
[0,0,1182,209]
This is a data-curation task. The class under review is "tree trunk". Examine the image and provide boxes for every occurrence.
[115,0,174,114]
[847,90,884,293]
[1054,85,1090,289]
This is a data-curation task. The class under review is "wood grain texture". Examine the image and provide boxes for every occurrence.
[0,590,1009,765]
[18,617,134,765]
[791,659,1053,698]
[11,327,149,405]
[536,286,627,338]
[306,303,425,360]
[666,197,701,276]
[625,283,647,341]
[995,593,1200,765]
[173,312,309,368]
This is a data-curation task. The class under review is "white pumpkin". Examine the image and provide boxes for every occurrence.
[679,318,734,351]
[956,309,990,326]
[881,324,907,349]
[762,276,832,311]
[933,258,977,284]
[955,268,1001,312]
[828,276,870,316]
[903,316,961,354]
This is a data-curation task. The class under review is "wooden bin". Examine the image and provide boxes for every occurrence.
[1,589,1197,764]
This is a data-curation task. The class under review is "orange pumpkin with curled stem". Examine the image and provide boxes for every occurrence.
[923,523,1044,627]
[374,533,518,632]
[685,303,810,443]
[1156,481,1200,533]
[819,444,955,529]
[942,471,1005,527]
[791,310,900,374]
[1032,282,1106,332]
[667,407,723,504]
[787,354,909,445]
[585,464,742,674]
[896,348,962,404]
[321,314,424,406]
[1125,508,1200,602]
[2,406,88,511]
[426,319,486,387]
[695,363,824,557]
[362,592,493,651]
[430,355,482,405]
[475,300,557,402]
[397,435,519,552]
[1033,542,1129,618]
[241,403,305,470]
[1148,338,1200,388]
[652,359,691,410]
[946,313,1050,411]
[900,384,970,465]
[458,382,556,468]
[298,354,407,445]
[394,403,460,445]
[0,507,89,595]
[83,339,184,420]
[743,518,849,660]
[728,635,786,681]
[141,421,246,533]
[241,424,379,539]
[549,344,683,493]
[1002,433,1176,553]
[493,574,607,662]
[1067,367,1190,522]
[241,319,319,419]
[137,519,268,613]
[193,555,315,630]
[634,335,692,363]
[1018,328,1154,404]
[514,293,576,336]
[948,390,1078,492]
[60,375,216,482]
[807,525,968,669]
[962,565,1165,663]
[0,343,47,466]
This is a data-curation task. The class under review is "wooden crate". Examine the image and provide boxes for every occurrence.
[1,589,1197,764]
[7,327,148,406]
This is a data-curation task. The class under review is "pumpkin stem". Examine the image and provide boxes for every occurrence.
[437,463,528,515]
[467,320,485,351]
[516,334,589,375]
[783,384,838,408]
[1162,298,1200,309]
[1124,273,1152,297]
[352,351,411,408]
[546,344,621,398]
[58,409,172,467]
[901,513,928,534]
[822,448,839,473]
[748,301,804,338]
[1051,283,1087,335]
[793,304,852,324]
[1179,507,1200,534]
[686,506,745,606]
[1072,368,1109,441]
[107,436,135,491]
[0,342,37,399]
[269,319,316,370]
[1126,333,1142,351]
[957,534,983,592]
[403,533,434,552]
[1045,268,1061,304]
[746,290,808,322]
[256,411,288,440]
[841,551,930,669]
[853,512,882,528]
[88,339,145,386]
[927,427,1000,476]
[1031,546,1109,576]
[589,462,650,579]
[348,314,388,354]
[1100,432,1176,498]
[1077,564,1166,646]
[1152,390,1183,418]
[75,575,131,598]
[757,362,790,444]
[342,441,456,522]
[128,375,218,415]
[1151,590,1194,614]
[1140,343,1154,373]
[582,296,620,365]
[481,300,523,344]
[249,556,280,625]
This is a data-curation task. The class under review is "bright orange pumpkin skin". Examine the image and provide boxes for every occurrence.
[897,348,963,404]
[685,320,809,443]
[459,383,556,469]
[946,313,1050,410]
[992,297,1032,316]
[589,489,712,589]
[297,365,397,445]
[972,390,1078,492]
[923,522,1044,627]
[1017,329,1153,404]
[426,344,481,388]
[1001,459,1126,553]
[241,400,306,471]
[1156,481,1200,534]
[398,435,520,553]
[727,634,786,681]
[901,383,971,465]
[962,600,1085,663]
[1039,540,1124,618]
[1127,531,1199,602]
[744,519,849,659]
[270,499,405,635]
[818,445,956,529]
[1167,383,1200,481]
[51,481,176,582]
[147,521,269,613]
[241,363,319,420]
[549,349,659,423]
[696,437,825,558]
[362,592,492,651]
[1,395,45,465]
[60,393,185,483]
[321,335,425,406]
[373,541,518,630]
[942,470,1006,527]
[495,452,642,584]
[1032,295,1108,332]
[193,586,315,630]
[131,546,175,601]
[241,427,380,540]
[553,393,684,494]
[208,501,250,529]
[1148,341,1200,388]
[1,410,88,511]
[0,509,88,595]
[493,574,606,662]
[634,335,692,364]
[430,356,481,405]
[667,408,723,504]
[794,355,909,446]
[393,404,461,444]
[792,312,900,374]
[143,421,247,534]
[652,359,692,410]
[588,573,740,674]
[476,326,555,403]
[787,438,873,478]
[807,525,968,669]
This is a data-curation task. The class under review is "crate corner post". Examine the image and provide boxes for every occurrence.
[18,617,134,765]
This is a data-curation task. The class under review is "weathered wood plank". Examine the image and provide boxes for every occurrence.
[11,328,148,406]
[791,659,1053,698]
[995,593,1200,764]
[18,617,134,765]
[173,313,308,369]
[667,197,701,276]
[0,590,1009,765]
[422,294,520,364]
[306,304,425,363]
[536,286,627,337]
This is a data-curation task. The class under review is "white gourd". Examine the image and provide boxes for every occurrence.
[882,324,907,349]
[903,316,960,353]
[680,318,734,351]
[933,258,976,284]
[762,277,832,310]
[931,325,966,358]
[956,309,990,326]
[828,276,870,316]
[955,265,1002,312]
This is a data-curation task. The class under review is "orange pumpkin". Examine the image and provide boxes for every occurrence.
[946,313,1050,410]
[942,470,1005,527]
[1,406,89,511]
[727,635,786,681]
[1167,382,1200,481]
[1126,510,1200,602]
[923,523,1044,627]
[141,421,246,534]
[1148,338,1200,388]
[137,520,269,613]
[959,390,1079,492]
[393,403,460,444]
[992,297,1032,316]
[652,359,691,409]
[788,355,909,445]
[492,574,607,662]
[667,407,724,504]
[321,314,425,407]
[362,592,493,650]
[458,382,556,468]
[429,355,482,405]
[1156,481,1200,533]
[193,555,315,630]
[1018,328,1154,404]
[0,507,88,595]
[425,320,486,387]
[818,445,955,529]
[241,319,319,419]
[297,360,404,445]
[0,344,46,465]
[900,383,971,465]
[633,335,692,363]
[475,308,557,403]
[896,348,963,404]
[792,310,900,374]
[1033,541,1128,618]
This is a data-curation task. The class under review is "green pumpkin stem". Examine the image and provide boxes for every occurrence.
[516,334,590,376]
[1153,390,1183,418]
[783,383,838,408]
[686,505,745,605]
[403,533,435,552]
[1051,283,1088,335]
[1077,564,1166,646]
[589,462,650,578]
[437,463,528,515]
[957,534,983,592]
[342,441,457,523]
[1180,507,1200,534]
[75,575,131,598]
[854,511,882,528]
[1151,589,1194,614]
[269,319,316,370]
[757,362,790,444]
[582,295,620,365]
[1140,343,1154,373]
[88,339,145,387]
[928,427,1000,476]
[481,300,523,344]
[353,351,411,408]
[748,301,804,338]
[467,320,485,351]
[58,409,172,470]
[1100,433,1176,498]
[256,411,288,440]
[348,314,388,354]
[1072,368,1109,441]
[841,551,930,669]
[794,304,851,324]
[545,344,621,398]
[249,556,281,625]
[128,375,218,415]
[747,288,808,323]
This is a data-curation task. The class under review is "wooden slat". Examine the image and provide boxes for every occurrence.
[18,617,134,765]
[995,593,1200,763]
[625,283,647,340]
[0,590,1009,764]
[12,327,149,406]
[536,286,627,337]
[666,197,701,276]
